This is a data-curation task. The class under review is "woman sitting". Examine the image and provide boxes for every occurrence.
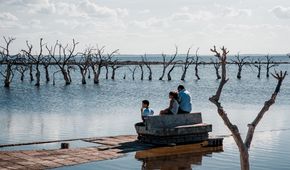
[160,91,179,115]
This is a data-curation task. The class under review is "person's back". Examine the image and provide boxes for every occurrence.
[177,85,192,113]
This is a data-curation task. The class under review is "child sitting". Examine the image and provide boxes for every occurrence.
[141,100,154,121]
[160,91,179,115]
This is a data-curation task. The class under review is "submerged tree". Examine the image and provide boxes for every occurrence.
[42,55,51,82]
[167,61,178,81]
[265,55,278,78]
[232,53,249,79]
[22,38,45,86]
[181,47,194,81]
[15,54,28,81]
[128,66,137,80]
[159,46,178,80]
[110,59,121,80]
[252,59,262,79]
[211,58,221,80]
[0,37,16,88]
[193,48,202,80]
[210,46,287,170]
[46,39,78,85]
[141,54,153,80]
[78,47,92,84]
[91,47,118,84]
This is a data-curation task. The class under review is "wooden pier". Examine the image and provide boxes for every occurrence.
[0,135,223,170]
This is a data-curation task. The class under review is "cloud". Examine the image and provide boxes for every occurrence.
[0,12,18,21]
[222,7,252,17]
[270,6,290,19]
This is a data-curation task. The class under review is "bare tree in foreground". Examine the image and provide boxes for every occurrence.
[210,46,287,170]
[265,55,278,78]
[0,37,16,87]
[232,53,248,79]
[159,46,178,80]
[211,58,221,79]
[141,54,152,80]
[181,47,194,81]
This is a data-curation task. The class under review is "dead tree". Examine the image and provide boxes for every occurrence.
[46,39,78,85]
[253,59,262,79]
[28,64,34,81]
[91,47,118,84]
[211,58,221,79]
[232,54,249,79]
[128,66,137,80]
[139,64,144,80]
[181,47,194,81]
[78,48,92,84]
[167,61,178,81]
[141,54,152,80]
[265,55,278,78]
[159,46,178,80]
[22,38,45,86]
[0,37,16,88]
[110,60,121,80]
[193,48,201,80]
[15,54,28,81]
[210,46,287,170]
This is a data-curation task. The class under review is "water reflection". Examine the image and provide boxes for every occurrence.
[135,144,223,170]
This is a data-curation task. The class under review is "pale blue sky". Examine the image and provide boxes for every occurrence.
[0,0,290,54]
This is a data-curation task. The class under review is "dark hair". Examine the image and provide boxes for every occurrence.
[178,85,185,90]
[169,91,178,100]
[142,100,149,106]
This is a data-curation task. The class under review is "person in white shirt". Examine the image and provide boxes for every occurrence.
[141,100,154,121]
[160,91,179,115]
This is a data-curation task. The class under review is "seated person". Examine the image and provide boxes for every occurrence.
[160,91,179,115]
[141,100,154,121]
[177,85,192,114]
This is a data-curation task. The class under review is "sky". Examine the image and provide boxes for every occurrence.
[0,0,290,55]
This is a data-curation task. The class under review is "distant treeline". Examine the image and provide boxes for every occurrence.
[0,37,289,87]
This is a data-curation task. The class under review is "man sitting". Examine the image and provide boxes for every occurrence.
[177,85,192,114]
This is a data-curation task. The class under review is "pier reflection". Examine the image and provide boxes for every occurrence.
[135,143,223,170]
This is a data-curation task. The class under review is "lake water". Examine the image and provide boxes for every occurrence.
[0,55,290,169]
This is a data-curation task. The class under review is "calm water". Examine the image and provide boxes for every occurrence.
[0,56,290,169]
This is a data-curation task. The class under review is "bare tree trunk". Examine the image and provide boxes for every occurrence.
[195,64,200,80]
[20,72,24,81]
[29,65,34,81]
[167,64,176,81]
[257,67,261,78]
[44,66,50,82]
[181,68,187,81]
[210,46,287,170]
[237,67,242,79]
[105,65,109,79]
[139,64,144,80]
[35,64,40,86]
[159,66,166,80]
[4,64,13,88]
